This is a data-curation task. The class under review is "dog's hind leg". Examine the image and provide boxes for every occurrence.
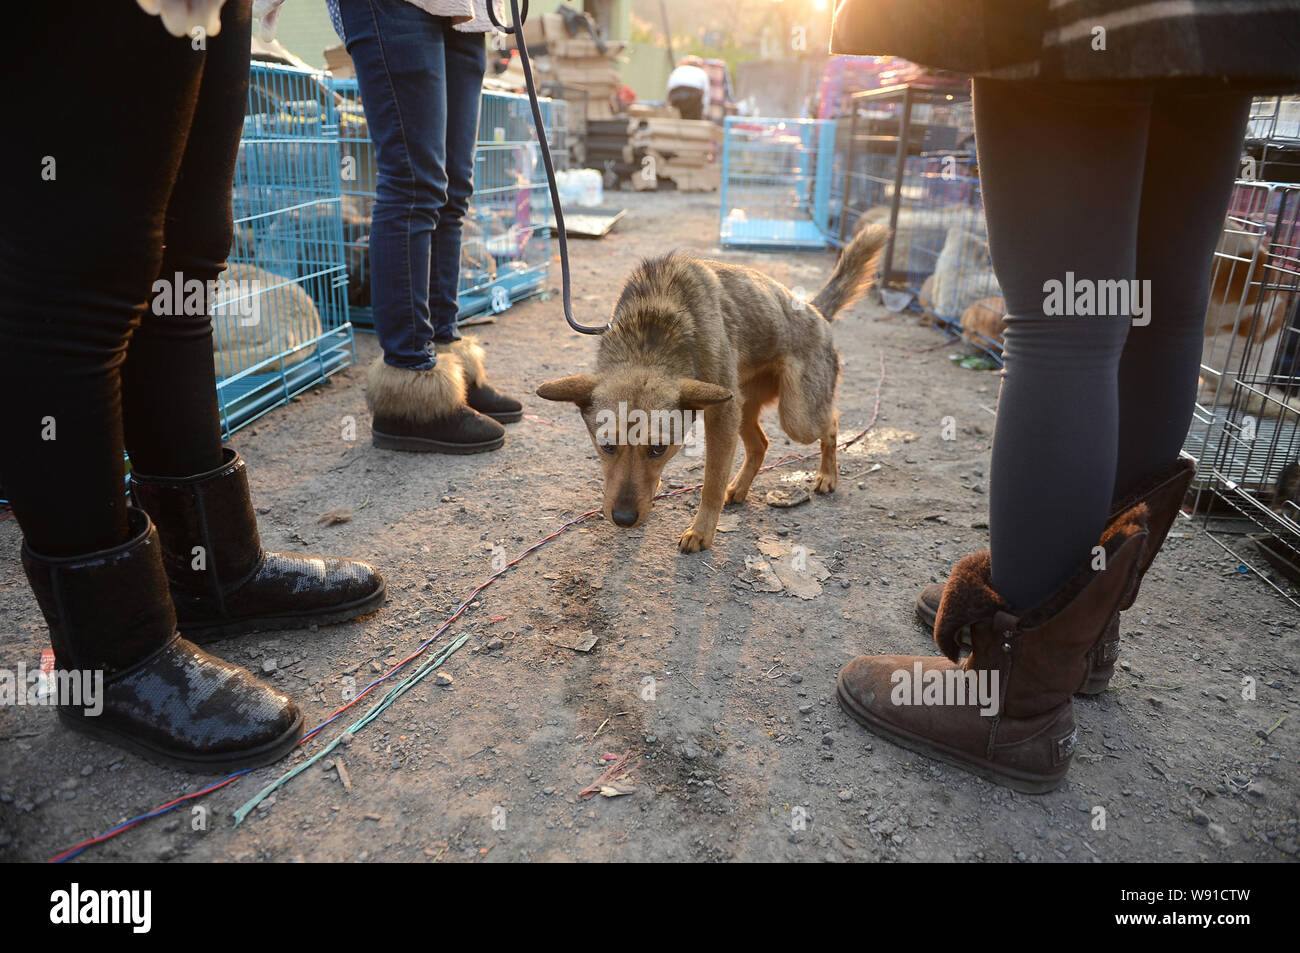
[776,352,840,494]
[679,402,740,553]
[814,410,839,494]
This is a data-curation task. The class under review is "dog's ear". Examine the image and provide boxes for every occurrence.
[678,379,733,410]
[536,375,597,404]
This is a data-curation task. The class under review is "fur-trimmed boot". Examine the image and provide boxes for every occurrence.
[837,504,1149,793]
[21,507,302,772]
[913,457,1194,694]
[131,448,387,643]
[365,354,506,453]
[436,336,523,424]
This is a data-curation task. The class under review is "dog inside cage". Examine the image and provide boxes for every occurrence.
[1190,179,1300,583]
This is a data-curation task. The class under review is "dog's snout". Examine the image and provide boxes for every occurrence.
[611,506,639,527]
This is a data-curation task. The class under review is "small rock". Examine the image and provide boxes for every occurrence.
[435,673,454,687]
[1207,823,1230,848]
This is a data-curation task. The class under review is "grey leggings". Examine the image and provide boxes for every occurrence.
[974,79,1251,611]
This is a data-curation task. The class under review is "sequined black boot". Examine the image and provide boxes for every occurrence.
[20,507,302,773]
[130,448,386,642]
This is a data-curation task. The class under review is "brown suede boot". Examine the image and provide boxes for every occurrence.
[837,504,1149,793]
[913,457,1193,694]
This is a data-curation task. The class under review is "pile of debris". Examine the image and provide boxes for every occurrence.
[585,117,656,191]
[505,9,626,121]
[581,106,723,193]
[629,106,724,192]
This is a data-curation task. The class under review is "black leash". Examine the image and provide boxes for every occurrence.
[487,0,609,335]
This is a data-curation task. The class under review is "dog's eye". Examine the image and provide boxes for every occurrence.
[646,445,668,458]
[599,441,618,455]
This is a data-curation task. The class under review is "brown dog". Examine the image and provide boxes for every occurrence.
[537,224,888,552]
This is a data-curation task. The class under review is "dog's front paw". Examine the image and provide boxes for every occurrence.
[814,471,837,494]
[678,525,715,553]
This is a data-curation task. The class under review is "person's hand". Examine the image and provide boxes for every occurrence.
[135,0,226,38]
[252,0,287,42]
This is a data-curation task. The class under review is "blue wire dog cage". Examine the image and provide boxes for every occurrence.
[328,82,566,329]
[719,118,836,250]
[722,118,832,249]
[218,61,356,437]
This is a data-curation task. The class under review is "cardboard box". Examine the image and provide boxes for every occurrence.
[553,36,627,58]
[551,64,621,86]
[324,43,354,79]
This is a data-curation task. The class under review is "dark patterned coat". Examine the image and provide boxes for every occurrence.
[831,0,1300,89]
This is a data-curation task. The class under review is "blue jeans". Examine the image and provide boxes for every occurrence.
[339,0,486,369]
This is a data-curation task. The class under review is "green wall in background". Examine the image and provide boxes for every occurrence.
[271,2,342,68]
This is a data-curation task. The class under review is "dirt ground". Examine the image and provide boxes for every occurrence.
[1,190,1297,863]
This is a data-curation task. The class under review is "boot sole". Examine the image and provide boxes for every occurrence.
[372,430,504,454]
[835,671,1067,795]
[179,582,388,644]
[482,409,523,424]
[58,708,303,775]
[915,594,938,632]
[916,595,1111,696]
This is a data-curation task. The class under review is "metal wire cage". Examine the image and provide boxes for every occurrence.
[830,86,1001,363]
[718,118,836,250]
[327,83,565,328]
[1244,95,1300,184]
[220,61,355,437]
[1185,180,1300,605]
[888,152,1001,364]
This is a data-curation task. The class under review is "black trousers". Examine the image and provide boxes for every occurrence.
[669,86,705,121]
[974,79,1251,610]
[0,2,252,556]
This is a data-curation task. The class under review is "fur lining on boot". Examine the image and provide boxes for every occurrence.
[436,337,487,387]
[932,502,1152,660]
[933,551,1007,661]
[1019,502,1149,629]
[365,356,467,422]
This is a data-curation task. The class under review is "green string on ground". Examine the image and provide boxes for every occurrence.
[233,632,472,825]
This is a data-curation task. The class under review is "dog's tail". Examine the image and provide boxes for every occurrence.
[811,223,890,320]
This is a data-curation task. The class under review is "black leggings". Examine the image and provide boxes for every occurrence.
[0,2,251,556]
[975,79,1251,611]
